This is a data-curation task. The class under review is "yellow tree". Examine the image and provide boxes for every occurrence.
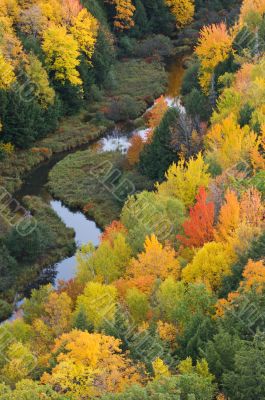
[157,152,210,207]
[240,0,265,26]
[43,291,73,337]
[39,0,64,26]
[41,330,141,398]
[42,25,81,85]
[74,281,117,329]
[31,318,54,367]
[0,50,15,89]
[25,53,55,107]
[206,114,259,170]
[127,234,180,280]
[1,342,36,386]
[108,0,136,30]
[251,124,265,170]
[70,8,98,61]
[152,358,171,380]
[182,241,236,291]
[0,0,19,20]
[165,0,194,28]
[157,321,178,344]
[196,23,233,93]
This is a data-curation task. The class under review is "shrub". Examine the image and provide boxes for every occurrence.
[135,35,174,59]
[0,300,12,321]
[105,95,145,122]
[5,222,55,263]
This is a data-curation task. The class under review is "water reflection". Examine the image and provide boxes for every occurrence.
[50,200,101,285]
[166,55,186,98]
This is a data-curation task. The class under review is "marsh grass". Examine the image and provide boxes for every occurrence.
[48,150,153,227]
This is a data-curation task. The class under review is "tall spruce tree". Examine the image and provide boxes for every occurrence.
[139,107,179,180]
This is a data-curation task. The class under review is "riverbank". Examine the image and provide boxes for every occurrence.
[0,58,167,195]
[0,56,171,319]
[48,149,154,228]
[0,196,76,320]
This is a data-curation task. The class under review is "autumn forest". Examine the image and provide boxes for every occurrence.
[0,0,264,399]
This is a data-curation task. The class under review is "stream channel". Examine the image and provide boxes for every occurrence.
[9,55,186,319]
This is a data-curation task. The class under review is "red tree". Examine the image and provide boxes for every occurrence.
[177,187,215,247]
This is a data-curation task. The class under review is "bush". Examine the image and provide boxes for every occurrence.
[0,300,12,321]
[118,36,137,57]
[0,242,17,289]
[181,60,201,96]
[88,84,103,102]
[135,35,174,59]
[105,95,146,122]
[184,88,211,121]
[5,222,55,263]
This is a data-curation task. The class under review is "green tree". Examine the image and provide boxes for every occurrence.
[223,334,265,400]
[76,233,132,284]
[5,222,55,263]
[126,288,149,323]
[74,282,117,330]
[121,190,185,253]
[202,330,242,381]
[102,372,216,400]
[139,108,179,180]
[0,91,44,148]
[23,285,53,325]
[0,379,66,399]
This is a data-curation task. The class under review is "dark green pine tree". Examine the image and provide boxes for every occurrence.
[139,107,179,180]
[142,0,175,36]
[130,0,150,37]
[101,307,132,352]
[1,90,44,148]
[223,333,265,400]
[92,30,116,87]
[72,305,93,332]
[202,329,242,382]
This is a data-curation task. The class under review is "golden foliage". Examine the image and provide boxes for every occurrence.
[214,190,241,243]
[41,330,141,397]
[196,23,233,93]
[182,241,236,291]
[157,152,210,207]
[127,234,180,280]
[42,25,81,85]
[152,358,171,380]
[165,0,194,28]
[206,114,259,170]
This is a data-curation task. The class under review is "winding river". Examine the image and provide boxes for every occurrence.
[9,55,186,317]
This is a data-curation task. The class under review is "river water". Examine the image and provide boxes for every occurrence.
[9,56,186,316]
